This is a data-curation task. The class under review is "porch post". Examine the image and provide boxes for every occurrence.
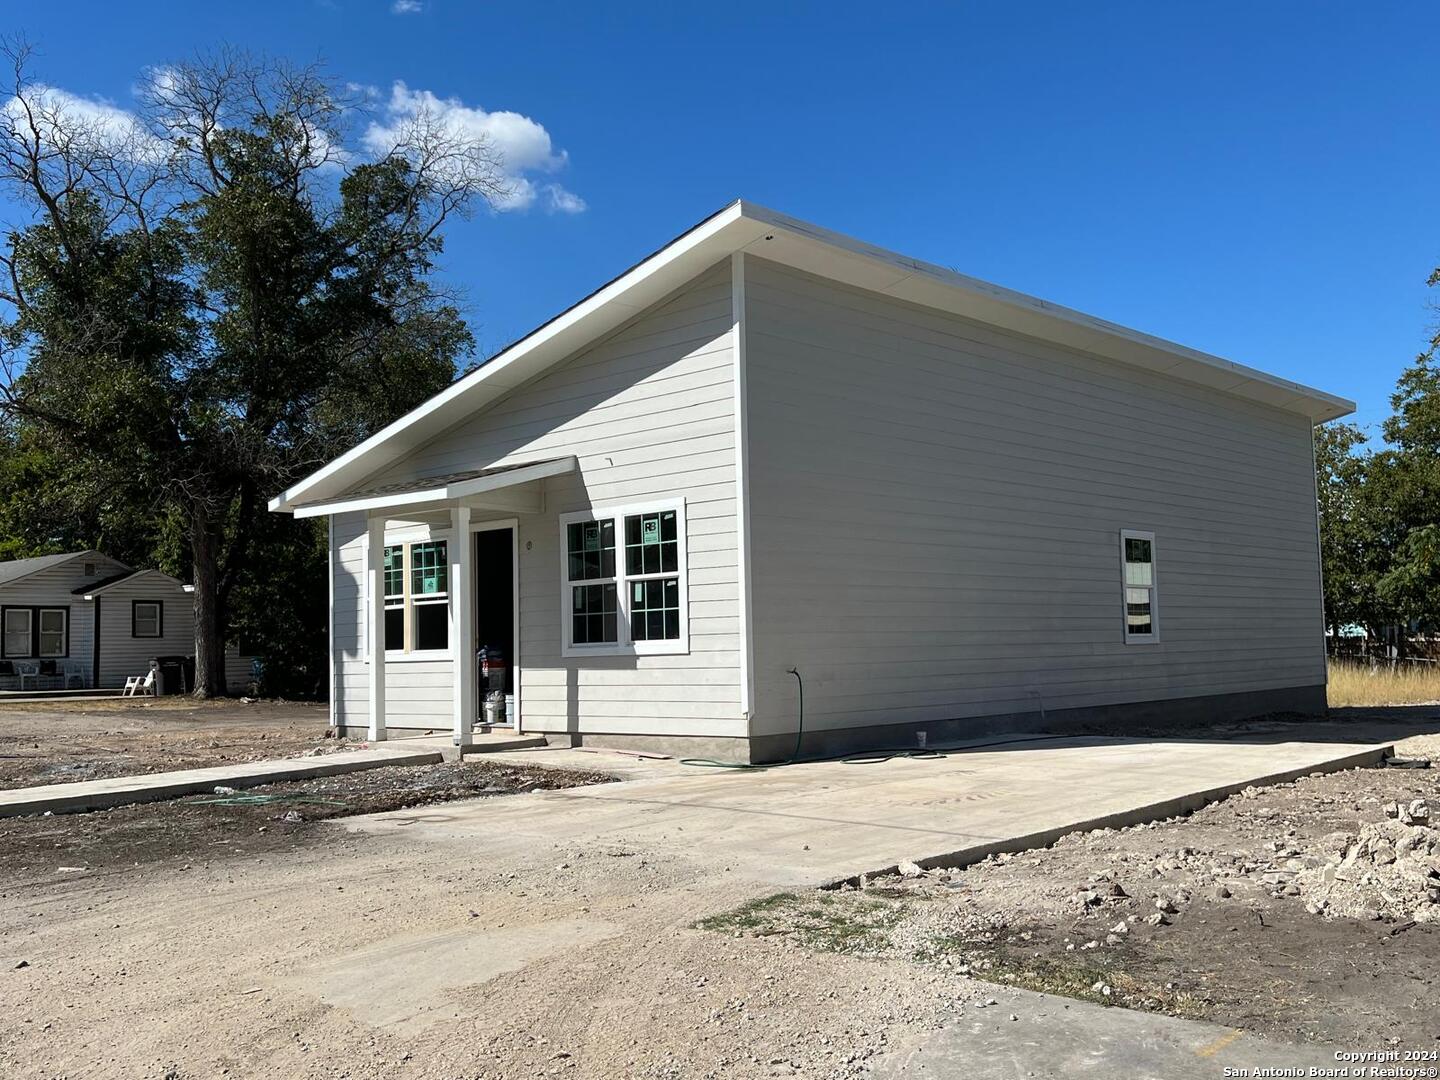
[452,504,475,745]
[366,514,387,742]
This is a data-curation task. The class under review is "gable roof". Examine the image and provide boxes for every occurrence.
[75,567,188,599]
[269,200,1356,514]
[73,570,139,595]
[0,550,120,589]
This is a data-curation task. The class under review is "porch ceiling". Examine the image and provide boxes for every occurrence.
[289,456,575,519]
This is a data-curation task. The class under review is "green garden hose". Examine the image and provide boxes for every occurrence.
[193,794,350,807]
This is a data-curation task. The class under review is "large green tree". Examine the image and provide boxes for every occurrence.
[0,43,503,694]
[1314,421,1378,636]
[1316,264,1440,648]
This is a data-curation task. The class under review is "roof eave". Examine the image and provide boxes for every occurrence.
[79,568,187,600]
[270,202,764,513]
[289,455,578,519]
[271,201,1354,513]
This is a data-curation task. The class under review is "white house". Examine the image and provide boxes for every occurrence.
[270,202,1353,762]
[0,550,253,692]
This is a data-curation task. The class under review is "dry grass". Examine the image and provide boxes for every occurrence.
[1327,659,1440,707]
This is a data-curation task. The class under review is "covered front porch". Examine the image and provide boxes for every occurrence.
[293,457,577,745]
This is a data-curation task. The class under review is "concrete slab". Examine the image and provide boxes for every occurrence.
[0,743,443,817]
[339,735,1392,887]
[284,918,618,1031]
[871,981,1339,1078]
[0,688,123,702]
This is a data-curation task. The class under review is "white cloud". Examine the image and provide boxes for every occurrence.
[361,81,584,213]
[7,75,585,217]
[2,83,165,163]
[391,0,424,13]
[543,183,587,215]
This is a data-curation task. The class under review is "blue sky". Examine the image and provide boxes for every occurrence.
[5,1,1438,437]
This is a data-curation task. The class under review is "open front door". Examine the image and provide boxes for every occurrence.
[474,524,517,729]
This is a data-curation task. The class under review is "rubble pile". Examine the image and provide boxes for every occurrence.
[870,789,1440,937]
[1297,799,1440,922]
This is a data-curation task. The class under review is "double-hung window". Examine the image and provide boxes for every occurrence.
[410,541,450,651]
[2,609,32,658]
[371,538,449,656]
[132,601,162,639]
[1,607,67,658]
[562,501,687,656]
[37,610,66,656]
[383,545,405,651]
[1120,530,1158,643]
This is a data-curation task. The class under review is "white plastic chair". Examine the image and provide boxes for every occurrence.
[123,669,156,697]
[16,662,40,692]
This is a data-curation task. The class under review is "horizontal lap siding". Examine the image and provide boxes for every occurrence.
[0,556,128,686]
[744,257,1325,738]
[95,582,191,687]
[331,263,744,737]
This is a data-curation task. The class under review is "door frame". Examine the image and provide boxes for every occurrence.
[471,517,521,733]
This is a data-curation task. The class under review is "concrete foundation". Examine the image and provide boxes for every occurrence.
[749,684,1329,764]
[341,684,1329,765]
[535,729,753,762]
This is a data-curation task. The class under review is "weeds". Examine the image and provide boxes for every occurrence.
[1327,659,1440,707]
[697,886,1207,1018]
[696,890,907,953]
[695,892,800,933]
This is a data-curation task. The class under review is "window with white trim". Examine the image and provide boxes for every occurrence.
[370,538,449,655]
[37,609,65,656]
[1,607,67,658]
[132,601,162,638]
[383,544,404,651]
[562,502,687,655]
[410,541,450,651]
[2,608,31,657]
[1121,530,1157,642]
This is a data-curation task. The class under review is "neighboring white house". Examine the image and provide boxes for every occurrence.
[270,201,1354,762]
[0,551,254,691]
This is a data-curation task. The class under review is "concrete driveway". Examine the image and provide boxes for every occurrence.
[2,729,1396,1079]
[343,733,1391,887]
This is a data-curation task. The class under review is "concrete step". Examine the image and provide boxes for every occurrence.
[450,734,548,761]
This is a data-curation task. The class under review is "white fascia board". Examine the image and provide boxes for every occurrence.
[272,199,1354,518]
[270,204,768,513]
[291,456,577,520]
[734,201,1355,424]
[81,568,187,600]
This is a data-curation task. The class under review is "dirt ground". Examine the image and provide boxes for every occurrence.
[0,698,334,789]
[707,730,1440,1050]
[0,760,613,883]
[2,707,1437,1078]
[0,778,987,1080]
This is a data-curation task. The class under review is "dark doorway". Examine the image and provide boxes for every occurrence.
[474,527,516,714]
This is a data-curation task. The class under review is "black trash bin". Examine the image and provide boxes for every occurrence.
[152,655,189,695]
